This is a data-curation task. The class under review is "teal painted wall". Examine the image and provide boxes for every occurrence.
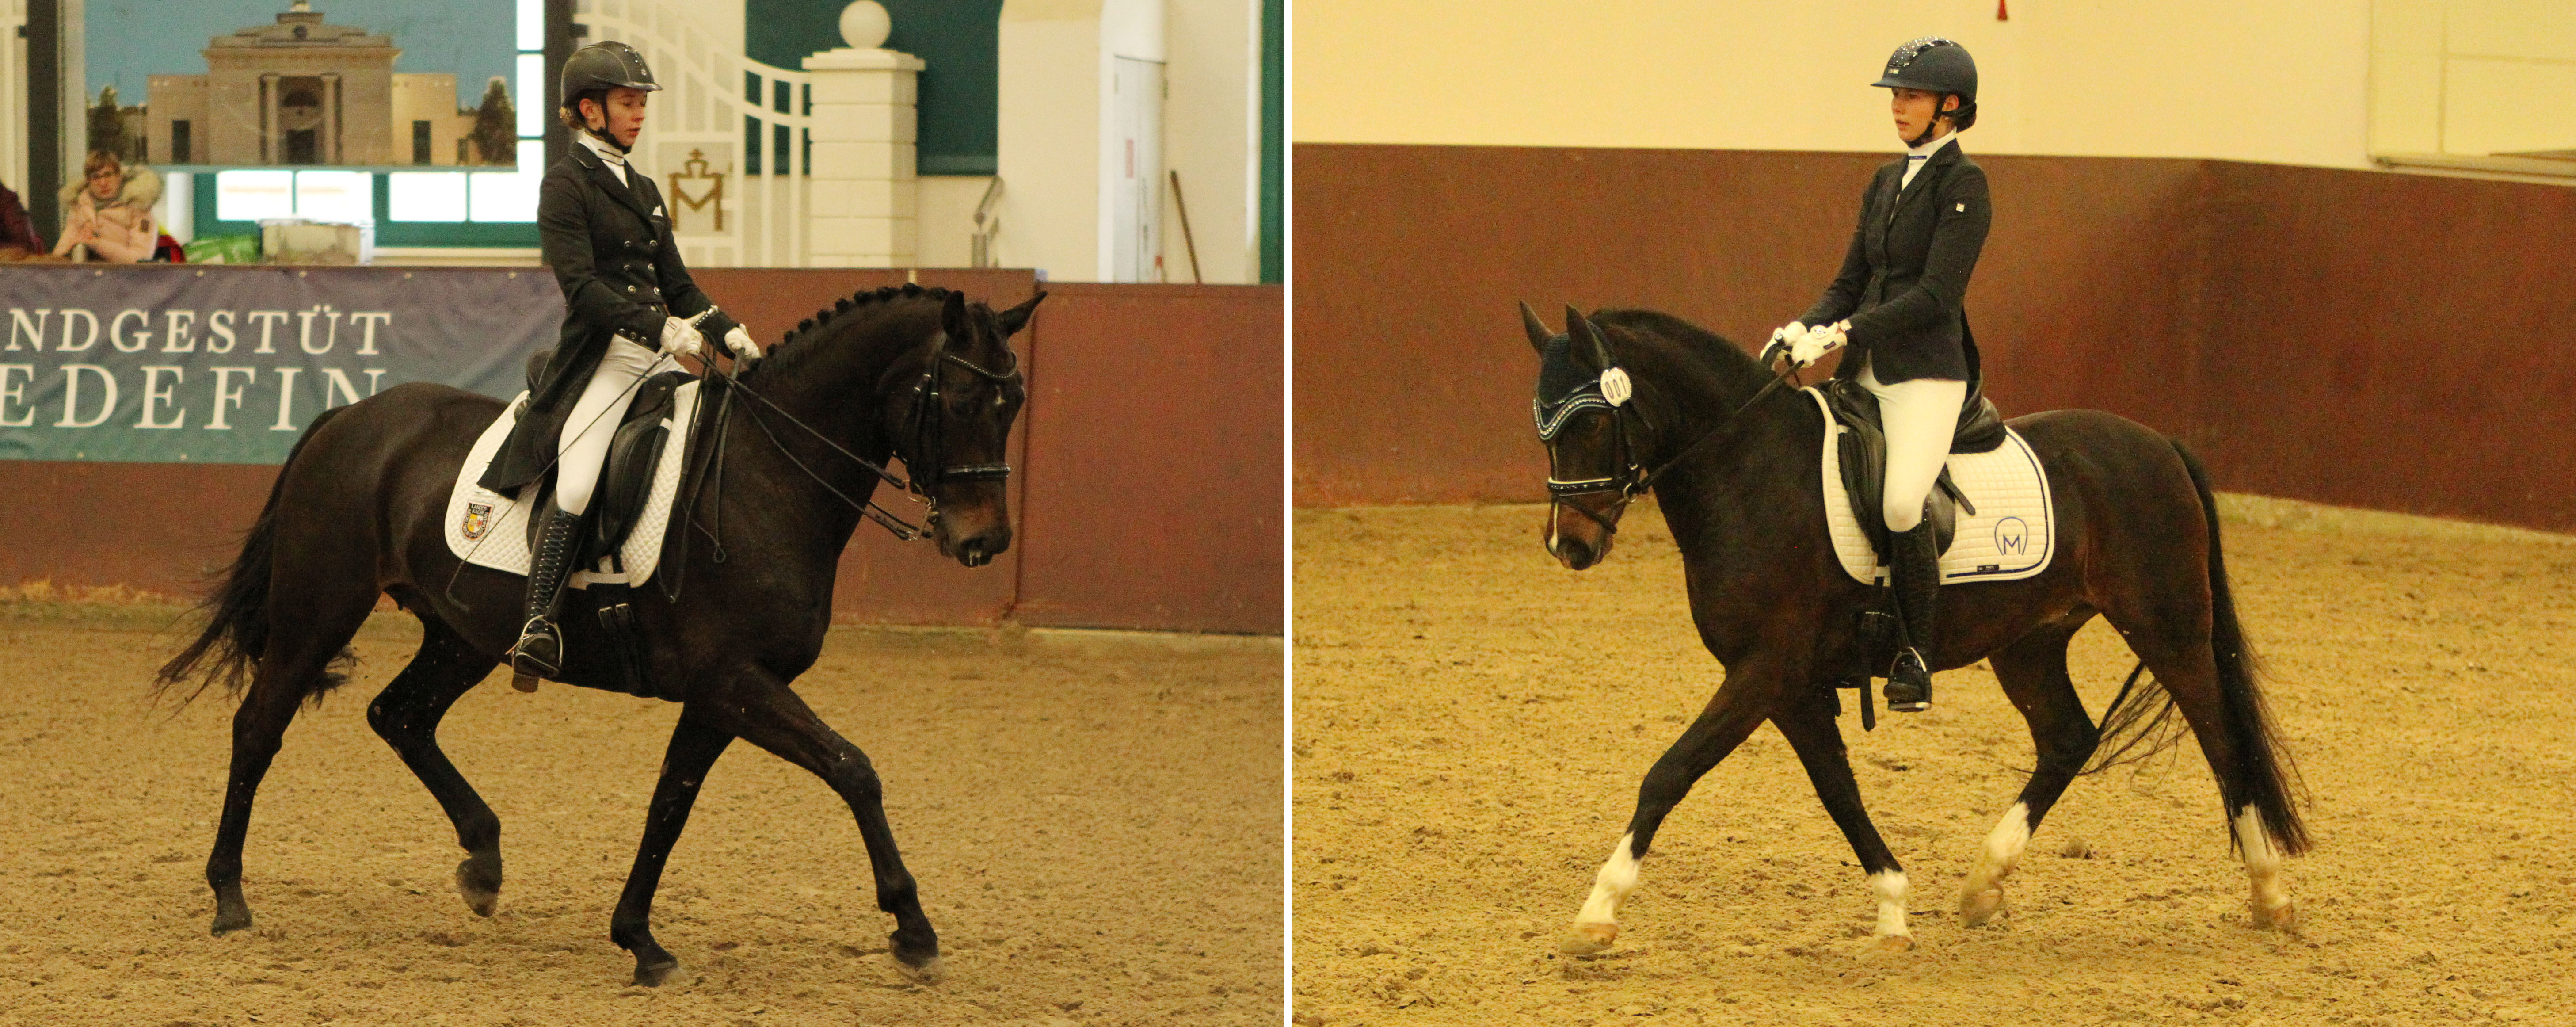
[1261,0,1280,284]
[747,0,1001,175]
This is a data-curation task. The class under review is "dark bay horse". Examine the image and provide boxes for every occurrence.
[157,284,1041,985]
[1521,305,2306,954]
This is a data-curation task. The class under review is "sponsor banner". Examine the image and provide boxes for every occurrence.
[0,265,558,464]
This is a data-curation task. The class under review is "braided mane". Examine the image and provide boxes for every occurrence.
[748,282,957,381]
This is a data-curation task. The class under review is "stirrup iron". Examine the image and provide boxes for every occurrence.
[1884,648,1931,713]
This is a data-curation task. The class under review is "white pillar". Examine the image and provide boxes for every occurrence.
[802,4,923,268]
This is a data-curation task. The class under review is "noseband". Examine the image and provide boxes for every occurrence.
[1535,374,1648,535]
[1535,358,1792,536]
[903,331,1021,489]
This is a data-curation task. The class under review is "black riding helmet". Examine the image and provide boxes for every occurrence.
[1873,37,1977,145]
[561,41,660,152]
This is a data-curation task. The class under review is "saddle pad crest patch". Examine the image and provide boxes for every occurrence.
[1808,388,2055,586]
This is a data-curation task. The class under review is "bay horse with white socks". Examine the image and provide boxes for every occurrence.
[1521,304,2306,954]
[157,284,1039,986]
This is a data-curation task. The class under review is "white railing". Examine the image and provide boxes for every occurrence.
[576,0,812,267]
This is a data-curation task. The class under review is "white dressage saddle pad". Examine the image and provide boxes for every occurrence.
[442,383,700,588]
[1810,387,2056,587]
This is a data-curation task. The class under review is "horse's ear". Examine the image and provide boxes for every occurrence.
[998,290,1048,337]
[1519,301,1554,355]
[940,289,971,341]
[1567,305,1613,370]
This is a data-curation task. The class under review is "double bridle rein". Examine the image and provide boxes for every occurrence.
[705,329,1021,545]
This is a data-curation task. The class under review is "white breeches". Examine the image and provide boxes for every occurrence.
[555,336,662,516]
[1859,357,1968,532]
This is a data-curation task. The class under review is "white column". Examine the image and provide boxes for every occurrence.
[802,16,923,269]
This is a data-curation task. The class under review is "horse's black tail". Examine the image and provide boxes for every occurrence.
[155,406,352,708]
[2174,439,2309,856]
[2080,442,2310,857]
[2078,660,2184,777]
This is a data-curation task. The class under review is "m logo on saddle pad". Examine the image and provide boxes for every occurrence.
[461,503,493,541]
[1994,516,2029,556]
[1810,389,2056,586]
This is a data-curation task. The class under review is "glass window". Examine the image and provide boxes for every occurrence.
[214,170,295,221]
[517,52,546,141]
[389,173,470,222]
[516,0,543,52]
[293,171,374,225]
[467,141,545,222]
[2371,0,2576,179]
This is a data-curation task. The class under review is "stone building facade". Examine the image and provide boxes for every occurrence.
[145,1,485,167]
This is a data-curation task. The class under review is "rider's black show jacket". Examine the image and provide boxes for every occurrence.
[480,141,740,495]
[1799,139,1989,385]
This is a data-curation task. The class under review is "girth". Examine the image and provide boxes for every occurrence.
[1824,375,2005,563]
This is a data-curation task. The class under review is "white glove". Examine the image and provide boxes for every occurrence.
[659,315,704,358]
[723,324,762,363]
[1788,320,1848,367]
[1763,321,1806,365]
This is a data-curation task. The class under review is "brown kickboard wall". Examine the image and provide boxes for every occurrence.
[3,273,1283,635]
[1294,143,2576,534]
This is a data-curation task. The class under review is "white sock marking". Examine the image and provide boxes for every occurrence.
[1869,870,1912,937]
[1968,802,2032,890]
[2233,805,2291,916]
[1574,832,1642,926]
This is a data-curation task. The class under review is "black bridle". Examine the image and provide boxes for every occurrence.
[1535,352,1796,535]
[1535,374,1649,535]
[901,329,1021,489]
[701,328,1022,546]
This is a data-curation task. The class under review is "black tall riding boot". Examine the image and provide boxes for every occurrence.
[510,503,583,685]
[1883,520,1940,712]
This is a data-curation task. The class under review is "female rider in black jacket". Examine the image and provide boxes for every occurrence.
[480,41,765,682]
[1771,38,1989,714]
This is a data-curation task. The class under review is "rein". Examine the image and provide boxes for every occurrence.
[1631,365,1799,493]
[684,332,1023,550]
[1539,357,1800,519]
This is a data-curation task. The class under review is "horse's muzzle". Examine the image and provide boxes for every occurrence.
[1546,503,1615,570]
[1551,535,1605,571]
[941,521,1011,568]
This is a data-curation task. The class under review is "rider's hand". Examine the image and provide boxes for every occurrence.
[1763,321,1806,365]
[1788,321,1848,367]
[723,324,762,363]
[659,315,704,358]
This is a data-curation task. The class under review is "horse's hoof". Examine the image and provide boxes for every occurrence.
[1875,934,1915,953]
[210,906,252,935]
[1559,922,1618,955]
[1960,886,2005,927]
[633,955,679,987]
[454,858,500,918]
[894,955,945,985]
[2251,897,2299,932]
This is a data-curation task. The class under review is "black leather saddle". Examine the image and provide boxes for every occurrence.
[511,358,694,570]
[593,370,693,557]
[1824,375,2005,563]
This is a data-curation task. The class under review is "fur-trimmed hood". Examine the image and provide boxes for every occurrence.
[60,164,161,212]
